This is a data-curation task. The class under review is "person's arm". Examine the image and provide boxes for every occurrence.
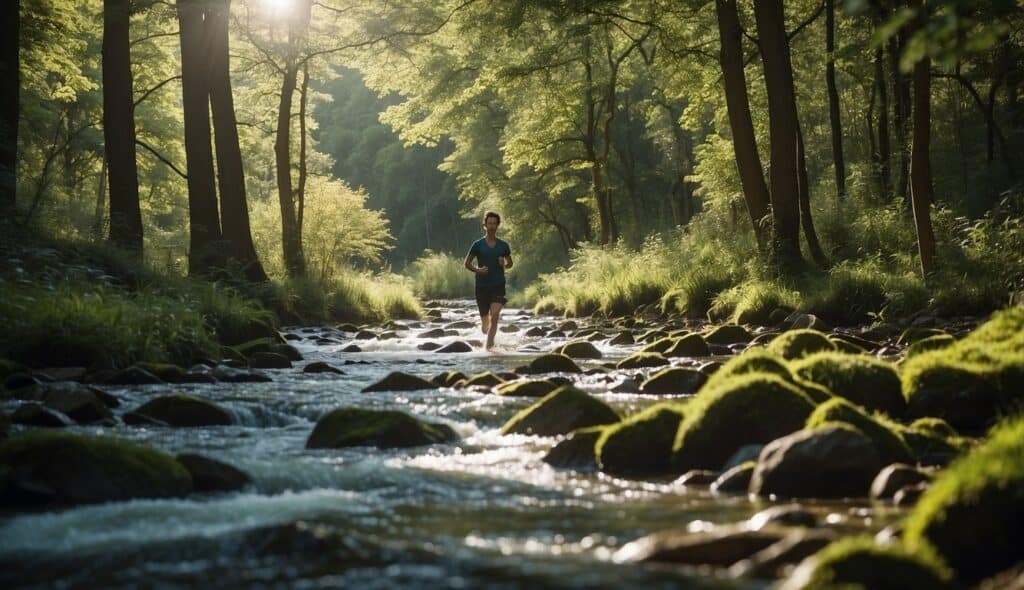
[464,252,487,274]
[502,244,513,269]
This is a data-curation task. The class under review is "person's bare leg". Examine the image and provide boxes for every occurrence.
[485,302,503,350]
[480,314,489,334]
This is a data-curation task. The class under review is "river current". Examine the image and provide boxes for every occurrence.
[1,301,888,589]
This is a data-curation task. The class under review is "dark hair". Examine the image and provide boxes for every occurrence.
[483,211,501,225]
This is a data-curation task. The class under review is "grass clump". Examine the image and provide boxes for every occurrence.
[405,251,475,299]
[709,280,799,326]
[781,535,954,590]
[903,415,1024,583]
[792,352,906,417]
[672,372,816,471]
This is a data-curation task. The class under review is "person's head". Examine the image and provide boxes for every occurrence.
[483,211,501,232]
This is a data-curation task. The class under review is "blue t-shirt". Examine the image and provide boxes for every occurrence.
[468,237,511,288]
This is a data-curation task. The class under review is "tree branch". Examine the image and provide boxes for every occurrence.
[135,139,188,180]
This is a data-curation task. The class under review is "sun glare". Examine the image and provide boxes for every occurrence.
[262,0,293,16]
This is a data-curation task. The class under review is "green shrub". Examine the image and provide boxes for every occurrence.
[406,251,475,299]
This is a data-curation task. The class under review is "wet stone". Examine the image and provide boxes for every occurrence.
[435,341,473,353]
[418,342,442,351]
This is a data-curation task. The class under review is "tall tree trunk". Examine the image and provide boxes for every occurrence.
[909,0,935,277]
[581,37,611,245]
[825,0,846,199]
[92,157,107,240]
[274,0,311,276]
[103,0,143,254]
[207,0,267,282]
[715,0,770,246]
[874,46,892,198]
[797,124,828,267]
[753,0,803,263]
[178,0,223,276]
[889,31,910,203]
[297,62,309,247]
[0,0,16,221]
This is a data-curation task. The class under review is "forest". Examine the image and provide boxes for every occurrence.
[1,1,1024,589]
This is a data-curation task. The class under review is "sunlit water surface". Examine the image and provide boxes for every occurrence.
[0,301,885,589]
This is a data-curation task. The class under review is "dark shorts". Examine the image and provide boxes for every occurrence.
[475,284,507,316]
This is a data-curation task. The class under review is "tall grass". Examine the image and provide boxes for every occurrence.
[253,269,422,325]
[406,251,475,299]
[521,192,1023,324]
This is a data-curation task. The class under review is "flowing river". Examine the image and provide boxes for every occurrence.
[0,301,896,589]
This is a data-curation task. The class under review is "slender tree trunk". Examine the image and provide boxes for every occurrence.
[825,0,846,199]
[889,31,910,203]
[797,124,828,267]
[753,0,803,263]
[874,46,892,199]
[297,62,309,247]
[103,0,143,254]
[207,0,267,282]
[581,38,611,245]
[178,0,223,275]
[92,157,107,240]
[275,61,305,275]
[909,0,935,277]
[715,0,770,246]
[0,0,17,221]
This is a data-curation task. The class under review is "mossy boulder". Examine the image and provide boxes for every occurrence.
[542,426,605,470]
[750,424,883,499]
[898,327,949,345]
[805,398,912,465]
[828,336,867,355]
[901,306,1024,431]
[640,337,676,354]
[701,349,794,393]
[780,536,955,590]
[362,372,437,392]
[640,367,707,395]
[664,333,710,357]
[501,385,619,437]
[616,352,669,370]
[903,416,1024,583]
[637,329,669,343]
[462,372,505,388]
[431,371,466,388]
[766,330,837,360]
[40,383,114,425]
[711,461,755,494]
[596,402,688,476]
[235,337,277,357]
[0,431,192,507]
[131,362,188,383]
[129,394,233,427]
[517,353,583,375]
[306,408,458,449]
[495,379,560,398]
[672,373,816,472]
[905,334,955,358]
[704,324,753,345]
[792,352,905,417]
[909,417,957,438]
[557,341,603,359]
[176,453,250,493]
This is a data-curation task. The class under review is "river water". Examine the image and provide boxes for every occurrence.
[1,301,889,589]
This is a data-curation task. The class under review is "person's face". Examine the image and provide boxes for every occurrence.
[484,217,499,233]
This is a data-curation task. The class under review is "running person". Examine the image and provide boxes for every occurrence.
[464,211,513,350]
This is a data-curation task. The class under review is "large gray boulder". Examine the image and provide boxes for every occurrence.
[750,424,883,499]
[362,372,437,393]
[127,394,234,427]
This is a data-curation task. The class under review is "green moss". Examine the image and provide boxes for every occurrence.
[462,372,505,388]
[616,352,669,370]
[784,535,954,590]
[557,341,603,359]
[701,349,794,393]
[909,417,957,438]
[306,408,456,449]
[640,337,676,354]
[905,334,955,358]
[829,337,866,354]
[703,324,753,345]
[672,373,815,471]
[0,431,192,506]
[495,379,560,397]
[234,337,278,358]
[132,362,187,383]
[520,353,583,374]
[596,402,688,476]
[792,352,905,417]
[898,327,949,345]
[766,329,837,360]
[901,306,1024,430]
[805,398,913,465]
[904,416,1024,583]
[664,333,710,357]
[501,385,620,436]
